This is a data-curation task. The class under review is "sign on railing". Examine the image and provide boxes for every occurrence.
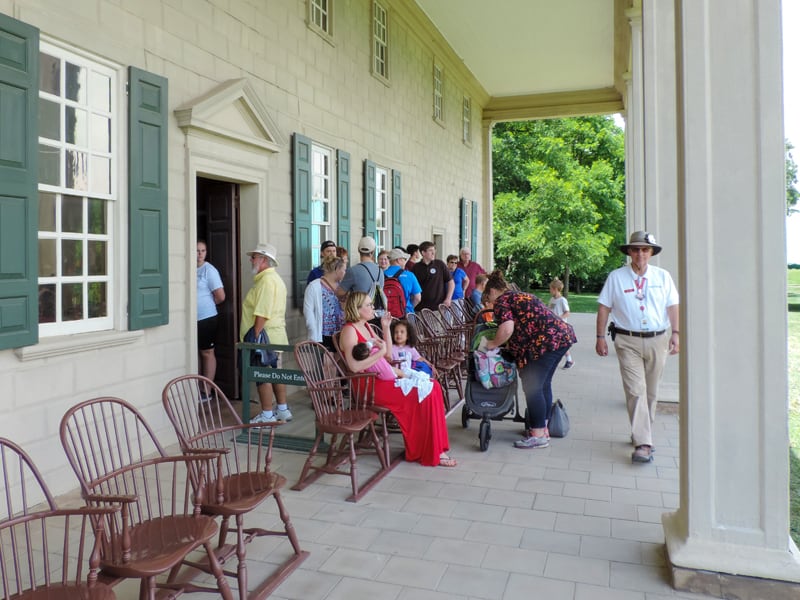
[236,342,315,451]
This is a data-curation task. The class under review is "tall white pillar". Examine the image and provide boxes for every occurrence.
[642,0,678,278]
[663,0,800,593]
[623,2,645,234]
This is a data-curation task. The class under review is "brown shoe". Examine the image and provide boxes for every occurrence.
[632,445,654,463]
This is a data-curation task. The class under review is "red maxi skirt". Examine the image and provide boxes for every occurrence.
[374,378,450,466]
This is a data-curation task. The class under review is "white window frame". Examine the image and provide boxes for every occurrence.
[462,95,472,145]
[374,166,390,252]
[37,40,119,337]
[371,1,389,83]
[433,61,444,125]
[311,143,335,264]
[307,0,334,42]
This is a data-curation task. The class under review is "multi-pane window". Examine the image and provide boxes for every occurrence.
[374,167,389,251]
[462,95,472,145]
[310,144,333,263]
[37,42,115,335]
[433,62,444,123]
[372,1,388,80]
[308,0,332,37]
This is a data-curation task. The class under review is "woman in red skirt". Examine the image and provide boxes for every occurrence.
[339,292,456,467]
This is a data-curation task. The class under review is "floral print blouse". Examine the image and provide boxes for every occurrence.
[493,291,577,366]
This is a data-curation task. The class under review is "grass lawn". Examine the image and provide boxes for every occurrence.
[556,272,800,545]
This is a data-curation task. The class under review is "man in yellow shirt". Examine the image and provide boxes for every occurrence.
[240,243,291,424]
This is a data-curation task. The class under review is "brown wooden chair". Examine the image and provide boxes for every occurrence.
[60,397,234,600]
[293,341,389,501]
[418,308,465,409]
[0,437,118,600]
[161,375,308,600]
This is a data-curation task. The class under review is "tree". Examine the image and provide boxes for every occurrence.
[492,117,626,291]
[788,139,799,215]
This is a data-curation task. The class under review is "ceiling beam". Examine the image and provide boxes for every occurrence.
[482,87,624,123]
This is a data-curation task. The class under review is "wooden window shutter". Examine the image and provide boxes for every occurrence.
[392,170,402,248]
[363,160,377,240]
[337,149,351,253]
[0,14,39,349]
[128,66,169,330]
[471,200,478,256]
[292,133,313,307]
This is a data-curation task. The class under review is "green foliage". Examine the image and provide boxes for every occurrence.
[788,140,799,215]
[492,117,626,290]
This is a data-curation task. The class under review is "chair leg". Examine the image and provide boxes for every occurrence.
[235,514,247,600]
[292,432,323,490]
[347,434,359,499]
[369,423,388,469]
[273,490,303,555]
[204,541,234,600]
[218,515,231,549]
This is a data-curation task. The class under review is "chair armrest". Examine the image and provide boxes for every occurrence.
[84,493,137,504]
[184,447,231,455]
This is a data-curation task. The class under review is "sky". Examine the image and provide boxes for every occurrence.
[785,1,800,263]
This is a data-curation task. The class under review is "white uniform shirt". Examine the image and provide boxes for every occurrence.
[197,262,223,320]
[597,264,679,331]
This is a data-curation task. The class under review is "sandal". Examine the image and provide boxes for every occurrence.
[438,455,457,467]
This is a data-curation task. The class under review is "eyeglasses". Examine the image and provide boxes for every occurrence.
[360,302,374,308]
[447,261,457,265]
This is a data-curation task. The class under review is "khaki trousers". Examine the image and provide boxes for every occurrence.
[613,332,669,447]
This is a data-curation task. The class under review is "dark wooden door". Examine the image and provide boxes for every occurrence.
[197,177,241,399]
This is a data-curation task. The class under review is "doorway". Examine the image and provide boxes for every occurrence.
[197,177,241,399]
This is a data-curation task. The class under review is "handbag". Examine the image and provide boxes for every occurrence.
[548,399,570,438]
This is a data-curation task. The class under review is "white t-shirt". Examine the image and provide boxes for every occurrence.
[597,264,679,331]
[548,296,570,319]
[197,262,223,320]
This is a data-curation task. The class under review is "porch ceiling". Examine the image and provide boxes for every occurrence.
[413,0,628,119]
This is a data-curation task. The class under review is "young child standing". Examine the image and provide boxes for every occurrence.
[471,273,488,308]
[548,278,574,368]
[390,319,434,376]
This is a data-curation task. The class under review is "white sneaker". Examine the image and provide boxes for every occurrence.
[250,412,277,426]
[276,407,293,422]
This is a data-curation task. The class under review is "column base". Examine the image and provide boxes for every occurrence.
[663,511,800,598]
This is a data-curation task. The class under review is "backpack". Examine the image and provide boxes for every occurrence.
[359,263,388,313]
[383,273,407,318]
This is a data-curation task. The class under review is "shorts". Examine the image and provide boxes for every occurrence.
[197,316,218,350]
[254,351,283,387]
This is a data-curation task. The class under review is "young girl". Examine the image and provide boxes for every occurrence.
[352,339,434,400]
[390,320,434,376]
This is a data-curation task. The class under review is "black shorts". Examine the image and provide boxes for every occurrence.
[197,316,218,350]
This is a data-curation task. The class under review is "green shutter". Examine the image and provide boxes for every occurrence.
[459,197,468,250]
[128,67,168,330]
[471,200,478,256]
[293,134,312,307]
[363,160,376,239]
[0,14,38,349]
[337,149,351,253]
[392,170,402,247]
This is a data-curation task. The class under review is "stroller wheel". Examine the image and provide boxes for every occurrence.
[479,419,491,451]
[462,405,470,428]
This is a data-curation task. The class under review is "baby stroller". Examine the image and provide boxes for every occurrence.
[462,319,524,451]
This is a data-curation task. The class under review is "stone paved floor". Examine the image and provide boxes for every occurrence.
[93,312,716,600]
[219,312,720,600]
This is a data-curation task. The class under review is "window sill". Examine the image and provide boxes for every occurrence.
[15,330,144,362]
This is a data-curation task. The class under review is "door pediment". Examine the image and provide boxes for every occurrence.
[174,79,286,152]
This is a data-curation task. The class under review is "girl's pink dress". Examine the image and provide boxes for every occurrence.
[345,323,450,466]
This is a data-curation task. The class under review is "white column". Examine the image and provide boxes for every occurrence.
[642,0,678,277]
[482,119,494,270]
[663,0,800,584]
[623,2,645,234]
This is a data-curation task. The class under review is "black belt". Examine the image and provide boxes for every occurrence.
[613,327,666,338]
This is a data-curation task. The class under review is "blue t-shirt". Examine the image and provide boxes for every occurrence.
[197,262,223,320]
[451,267,468,300]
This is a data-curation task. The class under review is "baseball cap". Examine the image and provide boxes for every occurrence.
[321,240,336,251]
[388,248,410,261]
[358,236,377,254]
